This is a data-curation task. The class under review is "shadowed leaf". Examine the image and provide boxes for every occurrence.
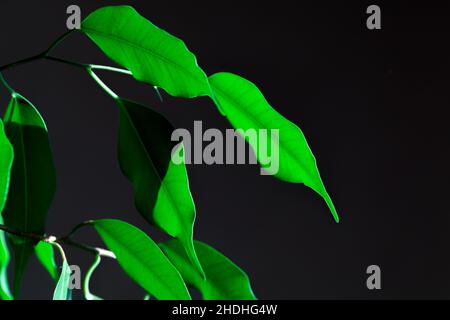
[2,93,57,297]
[117,98,204,278]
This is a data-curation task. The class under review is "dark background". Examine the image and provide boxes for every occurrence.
[0,1,449,299]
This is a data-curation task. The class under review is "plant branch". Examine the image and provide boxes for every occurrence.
[0,72,15,94]
[0,32,163,101]
[0,31,73,72]
[44,55,88,69]
[44,30,74,56]
[0,53,45,72]
[0,223,115,259]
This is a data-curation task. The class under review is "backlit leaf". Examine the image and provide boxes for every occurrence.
[2,93,57,296]
[160,240,256,300]
[93,219,191,300]
[81,6,211,98]
[209,72,339,222]
[35,241,59,281]
[117,98,204,278]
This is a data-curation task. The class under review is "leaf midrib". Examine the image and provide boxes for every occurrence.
[82,26,207,87]
[99,226,185,299]
[212,85,315,183]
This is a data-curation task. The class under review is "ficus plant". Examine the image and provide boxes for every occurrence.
[0,5,339,300]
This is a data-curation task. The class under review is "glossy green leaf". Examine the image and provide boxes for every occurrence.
[117,98,204,278]
[52,244,71,300]
[209,72,339,222]
[93,219,191,300]
[161,240,256,300]
[35,241,59,281]
[0,119,13,300]
[0,119,13,214]
[2,93,57,296]
[83,254,102,300]
[81,5,211,98]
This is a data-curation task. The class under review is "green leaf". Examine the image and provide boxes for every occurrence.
[209,72,339,222]
[52,244,71,300]
[93,219,191,300]
[0,119,13,214]
[160,240,257,300]
[35,241,59,281]
[2,93,57,296]
[81,5,211,98]
[0,119,13,300]
[117,98,204,278]
[83,254,103,300]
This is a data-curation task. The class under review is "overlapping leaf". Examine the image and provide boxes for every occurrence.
[209,72,339,222]
[161,240,256,300]
[0,119,13,300]
[2,93,57,296]
[81,5,211,98]
[116,98,204,278]
[93,219,191,300]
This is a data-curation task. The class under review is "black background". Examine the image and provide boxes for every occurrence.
[0,1,449,299]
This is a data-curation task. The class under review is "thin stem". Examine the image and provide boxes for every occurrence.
[0,224,115,259]
[62,220,95,239]
[83,254,103,300]
[0,53,45,72]
[0,31,163,101]
[51,242,68,262]
[44,55,88,70]
[87,68,119,100]
[0,31,73,72]
[0,224,44,241]
[44,30,74,56]
[60,237,114,259]
[90,64,131,75]
[0,72,15,94]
